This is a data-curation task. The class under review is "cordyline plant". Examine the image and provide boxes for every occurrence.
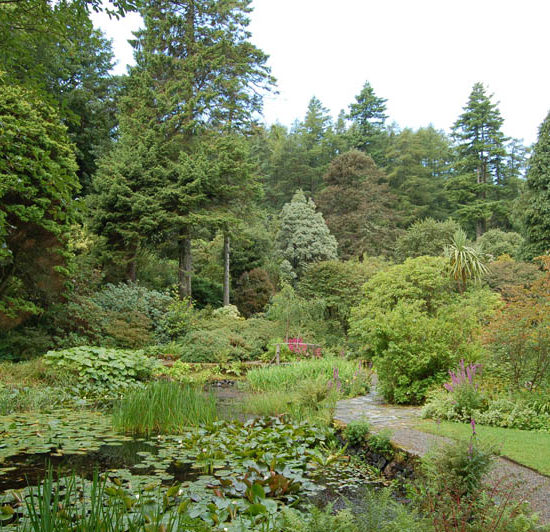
[446,229,488,293]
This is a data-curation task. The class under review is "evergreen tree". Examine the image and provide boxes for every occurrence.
[277,190,337,277]
[0,78,79,326]
[522,110,550,258]
[347,80,389,165]
[385,126,453,222]
[93,0,272,299]
[448,83,518,236]
[315,150,402,259]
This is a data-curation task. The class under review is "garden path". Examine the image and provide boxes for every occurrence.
[335,377,550,525]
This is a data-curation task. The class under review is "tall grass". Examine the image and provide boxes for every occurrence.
[112,381,217,435]
[245,357,370,397]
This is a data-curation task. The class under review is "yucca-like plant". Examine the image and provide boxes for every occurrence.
[446,229,488,293]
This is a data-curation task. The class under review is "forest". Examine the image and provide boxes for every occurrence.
[1,0,550,531]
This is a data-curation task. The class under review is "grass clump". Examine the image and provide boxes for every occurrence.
[245,357,369,397]
[112,381,217,435]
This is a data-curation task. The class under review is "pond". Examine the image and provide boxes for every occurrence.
[0,388,382,530]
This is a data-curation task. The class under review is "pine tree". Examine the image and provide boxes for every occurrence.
[347,80,388,165]
[522,111,550,258]
[448,83,517,237]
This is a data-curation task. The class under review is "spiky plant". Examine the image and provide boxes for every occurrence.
[446,229,488,293]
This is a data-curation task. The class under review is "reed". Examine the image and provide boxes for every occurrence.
[112,381,217,435]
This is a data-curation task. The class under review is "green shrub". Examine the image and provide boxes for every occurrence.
[44,346,159,396]
[343,419,370,446]
[368,429,394,457]
[191,276,223,308]
[112,381,218,435]
[476,229,524,260]
[350,256,499,404]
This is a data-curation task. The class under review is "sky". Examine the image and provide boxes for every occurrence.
[92,0,550,145]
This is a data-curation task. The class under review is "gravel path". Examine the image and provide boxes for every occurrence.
[335,382,550,525]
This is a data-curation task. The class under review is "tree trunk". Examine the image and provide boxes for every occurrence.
[223,233,230,306]
[126,258,137,283]
[178,235,192,302]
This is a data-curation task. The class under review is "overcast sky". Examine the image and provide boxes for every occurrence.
[92,0,550,145]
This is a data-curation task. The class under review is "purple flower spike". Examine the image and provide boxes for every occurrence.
[470,418,476,436]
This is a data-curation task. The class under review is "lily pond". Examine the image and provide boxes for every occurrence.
[0,388,382,531]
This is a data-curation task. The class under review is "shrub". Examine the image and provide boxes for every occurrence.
[350,256,499,404]
[44,346,159,396]
[112,381,218,435]
[344,420,371,447]
[234,268,275,317]
[476,229,524,260]
[483,258,550,390]
[297,258,388,332]
[395,218,461,261]
[191,276,223,308]
[367,429,394,457]
[484,256,543,298]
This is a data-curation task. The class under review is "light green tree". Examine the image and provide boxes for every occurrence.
[0,78,79,326]
[277,190,337,277]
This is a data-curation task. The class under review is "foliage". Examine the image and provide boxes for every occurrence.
[112,381,218,435]
[476,229,523,259]
[448,82,521,236]
[0,385,76,415]
[277,190,338,277]
[281,489,428,532]
[343,420,371,447]
[446,229,489,293]
[315,150,402,259]
[483,255,542,297]
[267,283,325,341]
[522,110,550,259]
[169,314,273,362]
[0,77,79,326]
[416,431,542,530]
[483,258,550,389]
[385,127,453,222]
[234,268,275,317]
[350,256,499,403]
[395,218,461,261]
[367,430,394,458]
[44,346,159,396]
[245,358,370,397]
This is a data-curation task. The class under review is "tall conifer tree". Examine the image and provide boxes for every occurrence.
[522,111,550,258]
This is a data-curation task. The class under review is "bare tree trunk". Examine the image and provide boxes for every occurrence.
[178,235,192,302]
[223,233,230,306]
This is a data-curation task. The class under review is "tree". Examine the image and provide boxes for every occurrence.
[277,190,337,277]
[315,150,402,259]
[347,80,388,165]
[0,78,79,327]
[448,83,517,237]
[94,0,272,299]
[0,0,120,192]
[522,110,550,258]
[385,126,453,222]
[476,229,523,260]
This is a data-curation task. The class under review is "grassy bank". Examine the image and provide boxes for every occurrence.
[416,419,550,476]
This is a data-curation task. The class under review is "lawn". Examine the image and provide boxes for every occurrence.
[416,419,550,476]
